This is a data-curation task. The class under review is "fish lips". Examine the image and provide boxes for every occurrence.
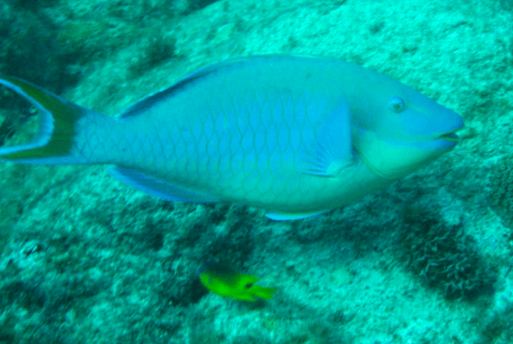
[423,129,462,150]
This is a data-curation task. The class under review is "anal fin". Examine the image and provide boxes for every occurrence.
[108,166,219,203]
[265,209,330,221]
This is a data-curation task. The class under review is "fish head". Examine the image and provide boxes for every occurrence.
[349,72,464,179]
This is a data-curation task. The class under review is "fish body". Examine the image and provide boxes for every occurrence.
[198,262,276,301]
[0,55,463,220]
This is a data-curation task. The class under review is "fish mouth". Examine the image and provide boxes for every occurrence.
[433,126,466,148]
[409,128,463,151]
[442,126,477,142]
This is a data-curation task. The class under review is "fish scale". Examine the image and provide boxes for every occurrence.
[0,55,464,220]
[107,64,322,204]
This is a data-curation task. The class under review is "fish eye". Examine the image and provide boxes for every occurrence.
[388,96,405,113]
[208,278,212,284]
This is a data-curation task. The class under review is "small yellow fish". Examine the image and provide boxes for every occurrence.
[198,262,276,301]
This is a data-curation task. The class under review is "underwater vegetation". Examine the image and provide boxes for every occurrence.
[398,207,497,301]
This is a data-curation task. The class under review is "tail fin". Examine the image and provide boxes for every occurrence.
[249,285,277,300]
[239,275,277,301]
[0,75,97,164]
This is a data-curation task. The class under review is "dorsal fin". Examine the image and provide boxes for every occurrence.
[118,71,207,120]
[118,56,263,120]
[118,55,321,120]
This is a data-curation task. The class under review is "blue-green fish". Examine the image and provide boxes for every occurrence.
[0,55,463,220]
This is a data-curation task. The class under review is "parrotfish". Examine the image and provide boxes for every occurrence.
[0,55,463,220]
[197,262,276,301]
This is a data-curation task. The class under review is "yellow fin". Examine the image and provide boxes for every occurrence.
[0,75,88,164]
[248,285,277,300]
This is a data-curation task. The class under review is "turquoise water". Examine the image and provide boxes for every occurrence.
[0,0,512,343]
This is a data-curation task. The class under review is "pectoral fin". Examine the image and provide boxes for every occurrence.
[297,100,354,177]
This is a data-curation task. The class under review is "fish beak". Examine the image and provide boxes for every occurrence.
[434,125,466,148]
[446,126,476,141]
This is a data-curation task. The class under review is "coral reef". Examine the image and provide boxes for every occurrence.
[399,207,497,301]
